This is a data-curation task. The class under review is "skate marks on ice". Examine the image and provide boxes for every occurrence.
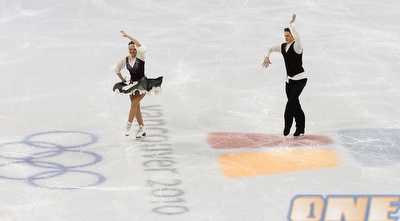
[0,131,105,189]
[207,132,337,178]
[207,132,333,149]
[208,129,400,178]
[339,129,400,166]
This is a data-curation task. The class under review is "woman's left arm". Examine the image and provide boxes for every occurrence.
[120,30,142,47]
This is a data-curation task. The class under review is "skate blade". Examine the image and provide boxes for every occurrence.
[293,134,305,139]
[136,133,146,139]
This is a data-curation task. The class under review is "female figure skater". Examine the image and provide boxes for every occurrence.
[111,31,163,138]
[262,14,307,137]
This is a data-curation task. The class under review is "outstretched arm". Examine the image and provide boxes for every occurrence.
[262,57,271,68]
[262,44,281,68]
[120,31,142,47]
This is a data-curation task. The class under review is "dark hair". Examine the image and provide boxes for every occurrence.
[284,27,291,33]
[128,41,135,46]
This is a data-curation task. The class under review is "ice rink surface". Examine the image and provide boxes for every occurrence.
[1,0,400,220]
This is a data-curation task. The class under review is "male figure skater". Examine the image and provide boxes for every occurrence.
[262,14,307,137]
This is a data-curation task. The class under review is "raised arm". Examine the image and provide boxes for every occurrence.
[290,14,296,24]
[120,30,142,47]
[288,14,303,54]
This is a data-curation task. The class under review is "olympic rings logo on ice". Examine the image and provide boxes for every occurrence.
[0,131,105,190]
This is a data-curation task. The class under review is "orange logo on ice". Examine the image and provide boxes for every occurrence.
[218,150,339,178]
[207,132,337,178]
[288,195,400,221]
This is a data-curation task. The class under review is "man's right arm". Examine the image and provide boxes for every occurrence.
[263,44,281,68]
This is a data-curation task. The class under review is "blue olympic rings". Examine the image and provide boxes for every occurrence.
[0,131,105,190]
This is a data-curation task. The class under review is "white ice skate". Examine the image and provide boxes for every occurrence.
[136,125,146,139]
[125,122,132,136]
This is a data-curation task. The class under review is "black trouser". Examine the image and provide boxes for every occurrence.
[285,78,307,132]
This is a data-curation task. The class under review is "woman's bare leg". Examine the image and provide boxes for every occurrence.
[128,91,145,123]
[135,103,144,126]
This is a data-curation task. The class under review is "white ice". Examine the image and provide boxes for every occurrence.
[1,0,400,220]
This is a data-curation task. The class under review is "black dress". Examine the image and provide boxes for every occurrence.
[113,56,163,95]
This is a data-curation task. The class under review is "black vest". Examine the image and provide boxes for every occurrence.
[281,42,304,77]
[126,56,145,82]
